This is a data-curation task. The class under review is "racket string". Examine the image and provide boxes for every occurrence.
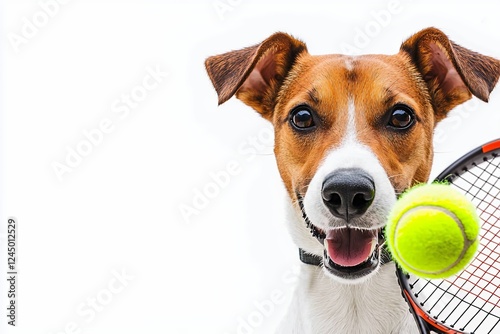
[408,154,500,333]
[452,157,500,332]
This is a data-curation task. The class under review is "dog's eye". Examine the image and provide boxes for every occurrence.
[388,105,415,130]
[290,107,315,130]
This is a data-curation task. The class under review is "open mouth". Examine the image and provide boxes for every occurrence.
[323,228,383,279]
[298,195,385,280]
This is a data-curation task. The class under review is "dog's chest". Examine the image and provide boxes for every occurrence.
[278,264,418,334]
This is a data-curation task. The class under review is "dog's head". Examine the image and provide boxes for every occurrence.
[205,27,500,283]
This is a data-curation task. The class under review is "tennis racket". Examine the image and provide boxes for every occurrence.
[396,138,500,334]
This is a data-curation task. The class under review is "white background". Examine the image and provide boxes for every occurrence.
[2,0,500,333]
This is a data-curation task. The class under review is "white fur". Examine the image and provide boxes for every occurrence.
[277,261,417,333]
[344,57,355,71]
[278,97,418,333]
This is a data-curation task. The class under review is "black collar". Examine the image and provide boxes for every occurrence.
[299,248,323,266]
[298,247,392,266]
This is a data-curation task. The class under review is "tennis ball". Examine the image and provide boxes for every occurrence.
[385,183,480,279]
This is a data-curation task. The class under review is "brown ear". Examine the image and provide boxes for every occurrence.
[205,32,307,120]
[401,27,500,121]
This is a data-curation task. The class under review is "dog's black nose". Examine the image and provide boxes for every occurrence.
[321,168,375,221]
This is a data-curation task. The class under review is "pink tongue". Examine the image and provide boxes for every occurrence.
[325,228,377,267]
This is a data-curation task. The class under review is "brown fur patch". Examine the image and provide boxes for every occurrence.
[401,27,500,121]
[205,32,307,120]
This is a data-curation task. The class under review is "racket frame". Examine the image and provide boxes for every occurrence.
[395,138,500,334]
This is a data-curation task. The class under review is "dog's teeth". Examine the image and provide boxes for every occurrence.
[370,237,378,254]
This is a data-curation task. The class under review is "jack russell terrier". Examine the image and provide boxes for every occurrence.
[205,27,500,333]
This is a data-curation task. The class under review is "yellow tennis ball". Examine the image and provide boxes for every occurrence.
[385,183,481,279]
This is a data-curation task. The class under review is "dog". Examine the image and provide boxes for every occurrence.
[205,27,500,333]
